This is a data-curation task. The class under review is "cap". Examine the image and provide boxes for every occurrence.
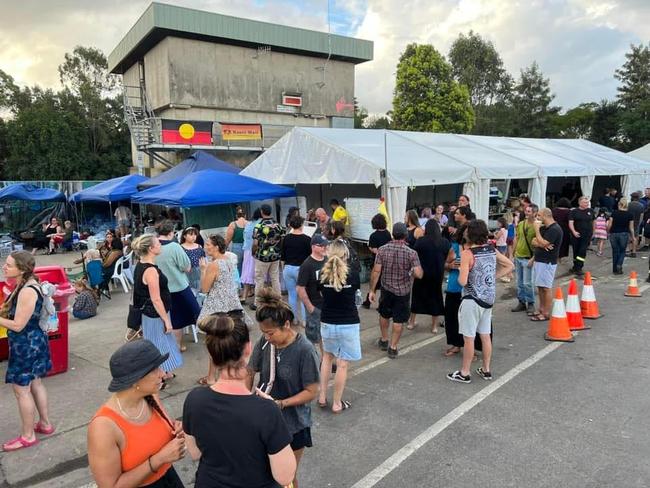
[392,222,408,238]
[311,234,329,246]
[108,340,169,392]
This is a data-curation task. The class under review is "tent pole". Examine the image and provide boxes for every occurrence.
[382,130,391,219]
[109,201,113,232]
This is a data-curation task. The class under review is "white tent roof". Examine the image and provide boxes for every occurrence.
[242,128,650,187]
[629,143,650,162]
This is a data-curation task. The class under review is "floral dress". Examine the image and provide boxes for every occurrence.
[183,245,206,291]
[198,259,252,325]
[6,287,52,386]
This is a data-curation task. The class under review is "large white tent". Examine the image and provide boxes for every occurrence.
[628,143,650,191]
[241,127,650,222]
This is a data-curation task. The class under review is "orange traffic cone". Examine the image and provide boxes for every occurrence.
[545,288,575,342]
[580,272,603,319]
[566,279,589,331]
[624,271,642,297]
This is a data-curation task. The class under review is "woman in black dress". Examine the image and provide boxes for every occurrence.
[410,219,451,334]
[552,197,572,263]
[362,213,392,308]
[404,210,424,249]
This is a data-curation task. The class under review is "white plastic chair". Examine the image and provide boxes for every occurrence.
[122,250,135,285]
[110,256,131,294]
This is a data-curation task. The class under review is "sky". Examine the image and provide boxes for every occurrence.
[1,0,648,115]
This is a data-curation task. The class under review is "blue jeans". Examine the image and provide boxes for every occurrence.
[610,232,628,272]
[282,264,305,322]
[515,257,535,305]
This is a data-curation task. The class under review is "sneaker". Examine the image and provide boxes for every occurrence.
[447,371,471,383]
[387,347,398,359]
[476,367,492,381]
[377,338,389,351]
[510,302,527,312]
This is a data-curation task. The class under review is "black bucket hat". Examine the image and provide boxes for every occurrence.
[108,340,169,392]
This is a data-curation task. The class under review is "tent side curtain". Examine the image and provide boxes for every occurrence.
[528,177,547,209]
[0,184,66,202]
[580,175,596,200]
[462,179,490,222]
[388,187,408,228]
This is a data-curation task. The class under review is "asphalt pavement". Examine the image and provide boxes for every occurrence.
[0,249,649,488]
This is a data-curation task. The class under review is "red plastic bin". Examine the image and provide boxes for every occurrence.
[0,266,75,376]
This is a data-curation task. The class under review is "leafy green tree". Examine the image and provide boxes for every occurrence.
[354,99,368,128]
[392,43,474,133]
[510,62,560,137]
[448,31,512,107]
[555,103,598,139]
[364,115,391,129]
[615,43,650,149]
[588,100,622,149]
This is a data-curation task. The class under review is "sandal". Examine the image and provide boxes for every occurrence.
[444,347,461,357]
[2,436,39,452]
[530,314,549,322]
[197,376,215,386]
[332,400,351,414]
[317,400,328,408]
[180,346,187,353]
[526,310,539,317]
[34,422,55,435]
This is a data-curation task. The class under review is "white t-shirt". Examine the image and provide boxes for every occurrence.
[114,206,131,221]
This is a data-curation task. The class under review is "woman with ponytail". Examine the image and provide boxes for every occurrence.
[88,340,186,487]
[183,312,296,488]
[249,290,320,488]
[0,251,54,451]
[317,239,361,414]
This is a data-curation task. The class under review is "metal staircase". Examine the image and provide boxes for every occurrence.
[122,84,160,149]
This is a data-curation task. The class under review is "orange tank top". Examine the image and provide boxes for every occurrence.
[93,403,173,486]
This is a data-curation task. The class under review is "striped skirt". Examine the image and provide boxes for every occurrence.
[142,314,183,372]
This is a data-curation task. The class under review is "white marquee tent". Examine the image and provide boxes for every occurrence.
[628,143,650,190]
[241,127,650,222]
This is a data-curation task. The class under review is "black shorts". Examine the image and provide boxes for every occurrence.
[378,290,410,324]
[290,427,313,450]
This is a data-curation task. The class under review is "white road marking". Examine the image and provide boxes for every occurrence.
[350,341,564,488]
[351,335,445,378]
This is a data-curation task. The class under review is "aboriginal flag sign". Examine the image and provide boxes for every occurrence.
[161,120,213,144]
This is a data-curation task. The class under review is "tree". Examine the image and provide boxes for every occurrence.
[364,114,391,129]
[589,100,622,149]
[392,43,474,133]
[448,31,512,107]
[510,62,560,137]
[555,103,598,139]
[615,44,650,149]
[615,43,650,110]
[354,98,368,128]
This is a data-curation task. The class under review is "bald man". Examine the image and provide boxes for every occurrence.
[531,208,563,321]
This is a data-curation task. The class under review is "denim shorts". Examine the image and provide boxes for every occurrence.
[533,262,557,288]
[320,322,362,361]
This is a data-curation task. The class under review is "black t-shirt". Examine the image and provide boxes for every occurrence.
[534,223,563,264]
[368,230,392,251]
[610,209,633,234]
[183,387,291,488]
[297,256,325,309]
[250,334,320,435]
[320,268,360,324]
[280,233,312,266]
[568,207,594,237]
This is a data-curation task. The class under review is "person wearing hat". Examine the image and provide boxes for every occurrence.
[88,340,186,487]
[368,222,423,359]
[297,233,329,354]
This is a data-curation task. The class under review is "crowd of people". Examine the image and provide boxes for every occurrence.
[3,186,650,486]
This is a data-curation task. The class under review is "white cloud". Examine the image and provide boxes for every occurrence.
[1,0,648,118]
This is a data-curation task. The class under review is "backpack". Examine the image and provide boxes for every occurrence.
[28,283,58,333]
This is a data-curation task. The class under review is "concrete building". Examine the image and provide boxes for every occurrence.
[108,2,373,174]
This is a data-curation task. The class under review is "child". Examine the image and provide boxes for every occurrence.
[498,216,514,283]
[72,279,98,320]
[593,209,608,256]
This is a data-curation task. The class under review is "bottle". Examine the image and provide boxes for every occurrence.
[355,289,363,308]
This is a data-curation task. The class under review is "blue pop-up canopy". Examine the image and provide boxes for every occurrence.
[138,151,240,190]
[70,174,148,202]
[0,184,66,202]
[132,169,296,207]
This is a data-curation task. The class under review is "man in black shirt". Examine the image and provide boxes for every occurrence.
[532,208,563,320]
[297,234,329,353]
[568,196,594,276]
